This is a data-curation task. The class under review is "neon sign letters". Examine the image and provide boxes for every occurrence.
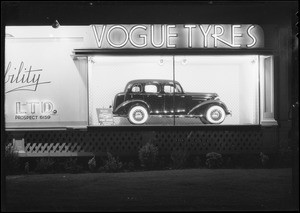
[92,24,264,49]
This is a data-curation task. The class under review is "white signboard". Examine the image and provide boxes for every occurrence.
[5,26,89,128]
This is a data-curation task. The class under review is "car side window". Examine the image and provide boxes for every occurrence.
[164,85,175,94]
[164,84,182,93]
[131,84,142,93]
[144,84,158,93]
[175,83,183,93]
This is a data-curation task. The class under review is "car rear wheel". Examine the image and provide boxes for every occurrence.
[128,105,149,125]
[205,105,226,124]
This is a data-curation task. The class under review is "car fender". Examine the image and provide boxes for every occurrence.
[114,100,150,115]
[187,100,231,115]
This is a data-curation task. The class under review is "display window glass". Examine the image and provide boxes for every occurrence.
[87,55,275,126]
[174,55,259,125]
[88,56,174,126]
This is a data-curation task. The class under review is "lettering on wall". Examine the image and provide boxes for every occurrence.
[92,24,264,49]
[5,61,51,93]
[14,101,57,120]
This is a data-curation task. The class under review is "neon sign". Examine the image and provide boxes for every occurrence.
[92,24,264,49]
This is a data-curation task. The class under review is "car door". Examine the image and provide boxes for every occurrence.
[162,83,175,115]
[126,83,144,101]
[143,83,164,114]
[162,82,187,115]
[173,82,187,115]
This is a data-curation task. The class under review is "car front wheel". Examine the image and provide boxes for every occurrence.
[128,105,149,125]
[205,105,226,124]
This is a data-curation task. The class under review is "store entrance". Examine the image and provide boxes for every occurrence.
[87,55,269,126]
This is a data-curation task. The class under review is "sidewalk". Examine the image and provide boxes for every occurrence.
[4,168,296,211]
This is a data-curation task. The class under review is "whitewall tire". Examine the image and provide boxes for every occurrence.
[205,105,226,124]
[128,105,149,125]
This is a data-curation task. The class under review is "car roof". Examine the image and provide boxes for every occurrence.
[127,79,180,85]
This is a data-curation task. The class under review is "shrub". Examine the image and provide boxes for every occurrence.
[51,158,67,173]
[101,152,123,173]
[224,156,234,168]
[122,161,135,172]
[157,156,170,170]
[35,158,55,173]
[88,156,97,172]
[277,148,293,167]
[259,152,270,168]
[193,155,204,168]
[243,154,261,168]
[138,142,158,169]
[170,149,189,169]
[64,158,83,173]
[5,143,20,175]
[228,154,261,168]
[205,152,223,169]
[24,162,30,174]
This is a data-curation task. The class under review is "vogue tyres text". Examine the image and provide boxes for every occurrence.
[92,24,263,49]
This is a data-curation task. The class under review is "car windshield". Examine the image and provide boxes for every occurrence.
[175,83,183,93]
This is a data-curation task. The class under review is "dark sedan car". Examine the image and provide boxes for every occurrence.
[112,79,231,125]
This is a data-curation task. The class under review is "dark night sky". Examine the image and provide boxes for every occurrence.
[1,1,298,26]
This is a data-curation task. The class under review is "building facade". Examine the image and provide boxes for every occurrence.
[2,1,298,157]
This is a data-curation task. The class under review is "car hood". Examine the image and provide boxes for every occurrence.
[185,92,218,101]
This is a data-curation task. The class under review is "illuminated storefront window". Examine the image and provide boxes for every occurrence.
[86,55,275,126]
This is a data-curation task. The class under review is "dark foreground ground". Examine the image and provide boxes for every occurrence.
[4,168,297,211]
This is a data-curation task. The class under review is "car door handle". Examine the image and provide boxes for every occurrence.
[180,96,185,98]
[158,95,163,98]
